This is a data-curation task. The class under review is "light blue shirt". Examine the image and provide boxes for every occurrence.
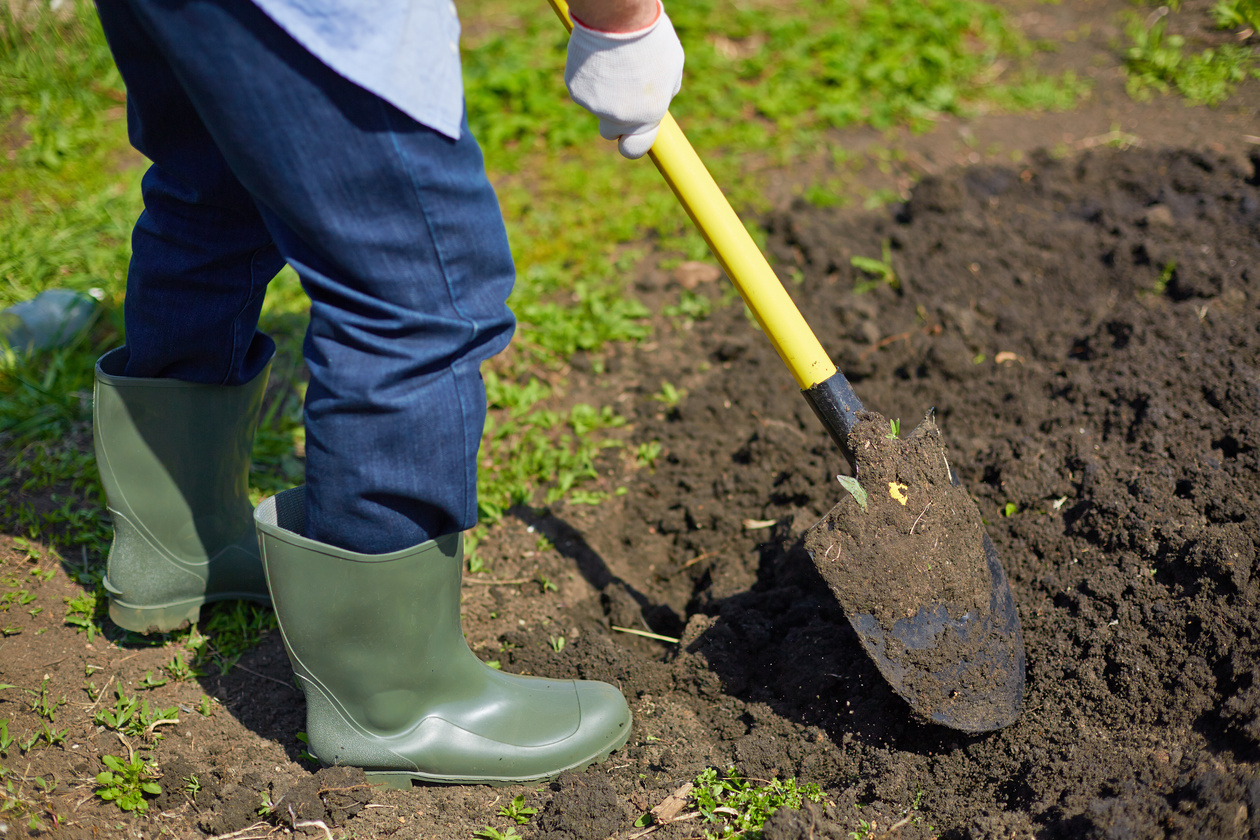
[251,0,466,139]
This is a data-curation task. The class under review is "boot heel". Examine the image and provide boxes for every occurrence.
[108,597,202,634]
[364,772,415,790]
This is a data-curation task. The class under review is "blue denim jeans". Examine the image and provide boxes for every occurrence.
[95,0,517,553]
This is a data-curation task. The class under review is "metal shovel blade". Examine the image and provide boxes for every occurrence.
[843,531,1024,732]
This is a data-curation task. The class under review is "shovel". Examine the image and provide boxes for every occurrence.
[548,0,1024,733]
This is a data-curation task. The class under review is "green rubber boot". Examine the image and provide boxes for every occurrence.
[93,348,272,633]
[255,487,633,786]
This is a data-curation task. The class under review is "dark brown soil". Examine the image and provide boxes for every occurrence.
[6,139,1257,840]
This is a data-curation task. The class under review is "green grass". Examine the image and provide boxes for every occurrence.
[1123,12,1258,106]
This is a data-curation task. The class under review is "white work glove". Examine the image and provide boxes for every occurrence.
[564,1,684,159]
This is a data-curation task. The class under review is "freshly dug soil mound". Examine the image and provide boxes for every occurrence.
[570,146,1260,838]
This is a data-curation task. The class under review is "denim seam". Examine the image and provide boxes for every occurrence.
[380,100,481,528]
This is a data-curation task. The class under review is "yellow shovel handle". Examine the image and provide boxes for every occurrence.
[547,0,838,390]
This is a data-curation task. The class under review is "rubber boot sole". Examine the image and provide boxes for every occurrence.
[108,590,271,634]
[359,723,633,789]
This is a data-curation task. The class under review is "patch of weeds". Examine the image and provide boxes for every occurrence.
[93,686,178,739]
[28,678,65,723]
[1123,12,1257,106]
[163,654,200,682]
[0,768,61,834]
[193,600,277,674]
[691,767,825,840]
[663,289,713,324]
[1211,0,1260,32]
[473,827,521,840]
[64,586,106,642]
[851,240,899,293]
[95,753,161,814]
[498,794,537,825]
[478,397,626,522]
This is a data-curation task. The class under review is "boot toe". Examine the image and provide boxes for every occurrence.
[573,679,633,759]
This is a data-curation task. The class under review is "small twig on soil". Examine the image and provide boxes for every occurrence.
[612,626,680,644]
[316,783,374,796]
[233,664,300,691]
[679,550,718,570]
[873,812,914,838]
[293,817,335,840]
[910,502,932,535]
[462,577,533,586]
[742,518,778,530]
[205,822,274,840]
[145,717,180,737]
[86,674,115,713]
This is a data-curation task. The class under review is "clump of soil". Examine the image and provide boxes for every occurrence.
[804,411,991,627]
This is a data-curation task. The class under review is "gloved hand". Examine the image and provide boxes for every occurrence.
[564,0,684,159]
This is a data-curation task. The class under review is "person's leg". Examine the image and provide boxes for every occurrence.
[94,0,631,784]
[106,0,516,553]
[95,0,282,385]
[91,0,281,632]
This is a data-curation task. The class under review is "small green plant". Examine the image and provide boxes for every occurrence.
[1152,261,1176,296]
[64,589,104,641]
[652,381,684,407]
[635,440,663,468]
[538,574,559,594]
[886,418,901,439]
[94,687,178,737]
[137,670,168,690]
[851,240,899,292]
[28,678,64,722]
[663,289,713,323]
[295,731,319,764]
[473,827,521,840]
[95,753,162,813]
[548,635,566,653]
[197,695,214,717]
[1003,502,1018,517]
[0,719,13,755]
[498,794,538,825]
[163,654,199,682]
[691,767,825,840]
[183,774,202,799]
[837,475,869,513]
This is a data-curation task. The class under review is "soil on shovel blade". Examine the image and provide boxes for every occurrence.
[2,143,1259,840]
[804,412,992,629]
